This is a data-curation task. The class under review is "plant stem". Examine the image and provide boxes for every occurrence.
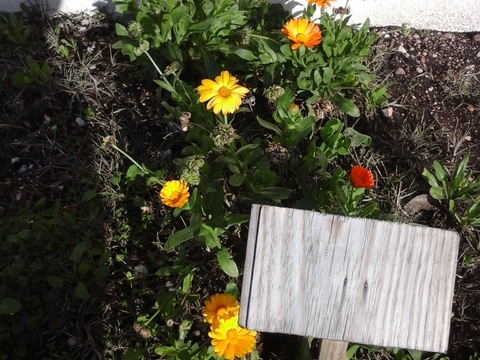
[144,50,163,77]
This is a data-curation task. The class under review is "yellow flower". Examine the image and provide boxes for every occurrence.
[289,103,299,112]
[307,0,336,9]
[159,180,190,208]
[203,293,239,329]
[208,315,257,360]
[197,71,250,115]
[281,18,322,50]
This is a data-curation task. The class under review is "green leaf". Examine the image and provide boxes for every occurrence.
[199,224,222,249]
[429,186,445,200]
[408,349,424,360]
[329,93,360,117]
[200,47,219,79]
[0,298,22,315]
[216,248,239,277]
[69,241,86,263]
[47,275,65,288]
[433,161,447,181]
[256,116,282,136]
[164,227,194,251]
[115,23,130,37]
[229,173,246,187]
[82,189,97,202]
[259,187,292,200]
[235,49,257,61]
[74,282,90,299]
[422,168,440,188]
[344,127,371,146]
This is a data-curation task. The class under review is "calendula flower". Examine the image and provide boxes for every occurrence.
[203,293,239,329]
[350,165,375,189]
[159,180,190,208]
[197,71,249,115]
[307,0,336,9]
[208,315,257,360]
[281,18,322,50]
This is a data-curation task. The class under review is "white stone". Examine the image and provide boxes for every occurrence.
[75,117,86,127]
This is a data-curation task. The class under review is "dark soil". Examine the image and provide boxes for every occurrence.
[1,10,480,360]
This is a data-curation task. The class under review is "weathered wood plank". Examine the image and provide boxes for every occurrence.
[318,340,349,360]
[239,204,459,353]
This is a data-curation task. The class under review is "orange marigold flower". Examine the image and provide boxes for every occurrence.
[307,0,336,9]
[281,18,322,50]
[159,180,190,208]
[203,293,239,329]
[197,71,250,115]
[350,165,375,189]
[208,315,257,360]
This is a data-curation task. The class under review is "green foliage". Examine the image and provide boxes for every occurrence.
[0,12,31,45]
[112,0,247,68]
[422,148,480,230]
[11,55,53,89]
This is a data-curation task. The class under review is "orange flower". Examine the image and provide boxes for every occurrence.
[307,0,336,9]
[203,293,239,329]
[208,315,257,360]
[159,180,190,208]
[281,18,322,50]
[350,165,375,189]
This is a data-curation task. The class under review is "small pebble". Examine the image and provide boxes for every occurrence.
[467,105,475,112]
[67,338,79,347]
[11,157,20,164]
[465,135,472,142]
[395,68,406,75]
[397,45,408,54]
[416,67,424,74]
[428,87,434,92]
[381,107,394,118]
[474,34,480,42]
[443,33,453,40]
[80,19,90,26]
[75,117,86,127]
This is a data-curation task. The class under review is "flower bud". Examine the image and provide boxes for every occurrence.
[134,40,150,57]
[127,21,143,39]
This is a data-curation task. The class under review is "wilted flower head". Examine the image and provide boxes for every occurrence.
[134,40,150,56]
[181,168,201,186]
[307,0,336,9]
[265,142,288,165]
[160,180,190,208]
[211,123,236,147]
[197,71,249,115]
[281,18,322,50]
[350,165,375,189]
[264,85,285,104]
[238,26,253,46]
[164,61,180,76]
[208,315,257,360]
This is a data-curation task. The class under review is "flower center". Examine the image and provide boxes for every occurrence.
[170,191,181,202]
[226,329,238,342]
[216,306,228,317]
[218,86,231,98]
[295,33,307,43]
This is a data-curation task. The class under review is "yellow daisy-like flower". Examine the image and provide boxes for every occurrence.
[307,0,336,9]
[197,71,250,116]
[203,293,239,329]
[159,180,190,208]
[281,18,322,50]
[208,315,257,360]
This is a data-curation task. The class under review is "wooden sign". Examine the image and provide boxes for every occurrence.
[239,204,459,353]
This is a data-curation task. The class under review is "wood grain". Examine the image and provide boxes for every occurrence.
[239,204,459,353]
[318,340,349,360]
